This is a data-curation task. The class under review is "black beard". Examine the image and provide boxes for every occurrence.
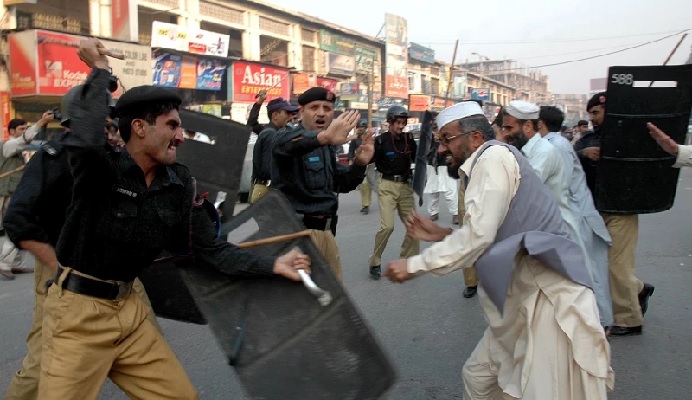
[508,133,528,151]
[447,163,460,179]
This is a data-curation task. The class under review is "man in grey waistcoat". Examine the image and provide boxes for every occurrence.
[385,101,613,399]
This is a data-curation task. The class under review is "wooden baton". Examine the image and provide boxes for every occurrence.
[0,165,25,179]
[236,230,312,248]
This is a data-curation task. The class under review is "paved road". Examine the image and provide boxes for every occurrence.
[2,169,692,399]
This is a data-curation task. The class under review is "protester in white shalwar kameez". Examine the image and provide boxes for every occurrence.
[540,105,613,328]
[386,102,613,400]
[424,138,459,221]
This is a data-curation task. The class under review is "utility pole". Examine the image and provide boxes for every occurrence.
[443,39,459,107]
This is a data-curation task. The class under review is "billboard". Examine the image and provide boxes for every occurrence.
[384,13,408,98]
[470,88,491,102]
[355,46,377,74]
[408,43,435,64]
[229,61,290,102]
[151,21,229,57]
[325,53,355,76]
[292,73,317,95]
[152,53,227,91]
[408,94,431,112]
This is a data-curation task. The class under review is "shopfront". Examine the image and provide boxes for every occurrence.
[6,29,151,140]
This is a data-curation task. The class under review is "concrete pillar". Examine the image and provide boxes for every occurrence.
[184,0,199,29]
[89,0,100,36]
[99,0,112,37]
[243,11,260,60]
[289,23,302,70]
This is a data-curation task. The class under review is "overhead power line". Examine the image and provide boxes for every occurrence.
[468,29,690,73]
[415,29,691,46]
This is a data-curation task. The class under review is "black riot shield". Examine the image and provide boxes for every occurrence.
[597,64,692,214]
[413,110,434,206]
[138,109,251,324]
[177,109,251,218]
[175,189,396,400]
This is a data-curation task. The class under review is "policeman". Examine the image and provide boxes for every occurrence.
[1,85,166,399]
[250,97,298,203]
[38,38,310,400]
[272,87,374,281]
[348,119,379,214]
[574,92,655,336]
[367,106,420,279]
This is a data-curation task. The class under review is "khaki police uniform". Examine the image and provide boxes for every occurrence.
[368,131,420,269]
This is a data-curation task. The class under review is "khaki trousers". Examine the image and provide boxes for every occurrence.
[368,179,419,267]
[457,180,478,287]
[360,164,379,208]
[0,195,11,230]
[602,213,644,327]
[360,177,372,208]
[38,268,189,400]
[309,229,342,281]
[4,262,162,400]
[3,260,53,400]
[249,183,269,204]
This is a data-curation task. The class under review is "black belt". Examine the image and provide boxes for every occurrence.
[382,174,410,183]
[302,215,338,236]
[252,178,269,185]
[54,266,133,301]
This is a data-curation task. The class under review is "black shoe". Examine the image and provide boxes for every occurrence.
[369,265,381,280]
[638,283,655,315]
[430,213,439,221]
[0,269,15,281]
[463,286,477,298]
[609,325,642,336]
[360,206,369,215]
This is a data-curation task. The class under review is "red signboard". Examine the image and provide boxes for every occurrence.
[231,61,290,103]
[408,94,431,112]
[316,77,337,94]
[8,31,37,96]
[9,30,92,96]
[37,31,90,95]
[385,75,408,99]
[1,92,11,141]
[112,0,132,41]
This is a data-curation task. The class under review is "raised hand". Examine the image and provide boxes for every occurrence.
[354,130,374,166]
[647,122,679,157]
[319,110,360,146]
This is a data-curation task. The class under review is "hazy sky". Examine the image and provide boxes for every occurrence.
[265,0,692,94]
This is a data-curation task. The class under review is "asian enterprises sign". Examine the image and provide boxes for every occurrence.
[229,61,290,103]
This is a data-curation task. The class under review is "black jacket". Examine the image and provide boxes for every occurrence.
[272,125,366,216]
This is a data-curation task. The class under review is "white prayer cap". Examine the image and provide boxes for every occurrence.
[436,101,484,128]
[505,100,539,120]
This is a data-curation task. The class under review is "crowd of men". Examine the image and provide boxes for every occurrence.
[0,37,687,400]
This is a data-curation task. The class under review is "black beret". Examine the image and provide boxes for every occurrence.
[586,92,606,111]
[298,87,336,106]
[114,86,182,117]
